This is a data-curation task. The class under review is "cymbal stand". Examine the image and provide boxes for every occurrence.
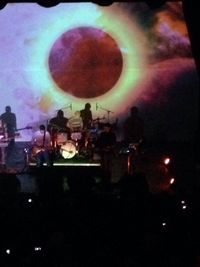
[56,103,72,111]
[96,104,114,123]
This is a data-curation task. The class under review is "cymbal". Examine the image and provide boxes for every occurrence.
[93,116,106,122]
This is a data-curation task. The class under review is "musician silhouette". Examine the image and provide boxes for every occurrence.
[0,106,17,141]
[96,122,117,185]
[67,110,83,132]
[123,106,144,174]
[123,106,144,144]
[49,109,69,133]
[31,124,52,167]
[49,109,71,149]
[80,103,93,130]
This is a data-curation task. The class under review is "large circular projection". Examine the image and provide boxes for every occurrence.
[48,27,123,98]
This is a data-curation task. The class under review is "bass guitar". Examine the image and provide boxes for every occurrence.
[16,126,33,131]
[31,145,52,156]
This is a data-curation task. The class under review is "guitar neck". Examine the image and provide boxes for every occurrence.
[16,126,32,131]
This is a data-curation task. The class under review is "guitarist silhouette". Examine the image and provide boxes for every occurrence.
[0,106,17,142]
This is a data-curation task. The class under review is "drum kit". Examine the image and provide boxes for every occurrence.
[29,103,116,160]
[51,122,102,160]
[55,130,82,159]
[48,112,120,160]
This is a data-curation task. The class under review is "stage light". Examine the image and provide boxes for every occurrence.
[162,222,167,227]
[164,157,170,165]
[34,246,42,251]
[181,200,185,204]
[5,249,11,255]
[24,148,29,153]
[28,198,33,203]
[170,178,175,184]
[182,205,187,210]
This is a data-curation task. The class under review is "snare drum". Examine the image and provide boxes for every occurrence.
[60,140,77,159]
[56,132,68,145]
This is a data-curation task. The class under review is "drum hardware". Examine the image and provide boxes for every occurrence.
[71,131,82,141]
[95,103,114,122]
[119,139,143,155]
[56,132,68,146]
[119,139,143,174]
[92,116,106,123]
[119,147,130,155]
[20,147,32,171]
[129,143,138,151]
[78,145,93,159]
[129,139,143,154]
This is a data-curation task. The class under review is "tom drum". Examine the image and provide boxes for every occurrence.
[71,131,82,141]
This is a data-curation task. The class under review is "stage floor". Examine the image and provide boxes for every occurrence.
[0,141,197,195]
[28,153,101,167]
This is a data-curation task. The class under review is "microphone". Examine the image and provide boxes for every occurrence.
[96,103,98,111]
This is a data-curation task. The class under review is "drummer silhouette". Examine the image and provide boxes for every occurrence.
[48,109,71,149]
[67,110,83,133]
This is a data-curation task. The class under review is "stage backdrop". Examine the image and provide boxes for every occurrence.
[0,2,199,142]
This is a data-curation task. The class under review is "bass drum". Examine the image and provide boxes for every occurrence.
[60,140,77,159]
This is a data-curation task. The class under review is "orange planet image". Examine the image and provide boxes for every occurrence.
[48,27,123,98]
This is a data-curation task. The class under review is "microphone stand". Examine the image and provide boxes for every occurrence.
[97,104,114,123]
[56,104,72,111]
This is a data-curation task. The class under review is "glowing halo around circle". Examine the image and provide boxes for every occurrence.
[28,2,147,114]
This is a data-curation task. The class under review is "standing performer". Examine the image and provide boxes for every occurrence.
[0,106,17,169]
[96,123,117,185]
[123,106,144,174]
[80,103,93,151]
[0,106,17,141]
[123,106,144,145]
[0,119,5,139]
[80,103,93,130]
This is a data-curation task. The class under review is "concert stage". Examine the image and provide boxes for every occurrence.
[29,162,101,167]
[0,140,197,195]
[0,141,103,190]
[28,156,103,186]
[28,154,101,167]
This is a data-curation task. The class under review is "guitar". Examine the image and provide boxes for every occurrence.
[15,126,33,138]
[32,145,52,156]
[0,126,33,141]
[16,126,32,131]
